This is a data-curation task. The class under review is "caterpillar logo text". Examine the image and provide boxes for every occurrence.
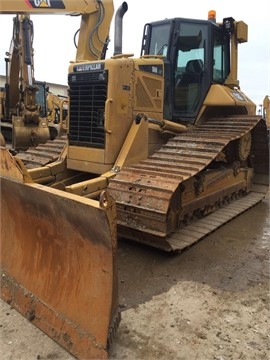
[25,0,65,9]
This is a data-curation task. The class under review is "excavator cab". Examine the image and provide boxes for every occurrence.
[35,81,48,118]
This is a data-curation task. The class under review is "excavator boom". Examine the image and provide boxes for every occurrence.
[0,0,114,61]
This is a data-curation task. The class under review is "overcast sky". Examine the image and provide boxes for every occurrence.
[0,0,269,108]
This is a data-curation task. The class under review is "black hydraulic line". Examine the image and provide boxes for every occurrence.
[4,58,10,120]
[22,17,33,66]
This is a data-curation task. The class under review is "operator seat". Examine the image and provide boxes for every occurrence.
[180,59,204,85]
[175,59,204,112]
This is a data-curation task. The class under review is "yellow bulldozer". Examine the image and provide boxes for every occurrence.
[1,1,269,359]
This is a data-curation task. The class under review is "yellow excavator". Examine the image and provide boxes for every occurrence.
[0,12,68,164]
[0,13,52,149]
[46,90,68,133]
[1,1,269,359]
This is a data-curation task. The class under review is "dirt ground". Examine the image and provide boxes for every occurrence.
[1,191,269,360]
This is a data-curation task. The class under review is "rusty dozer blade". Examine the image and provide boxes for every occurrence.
[0,147,120,359]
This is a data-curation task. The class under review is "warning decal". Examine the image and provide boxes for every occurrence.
[25,0,65,9]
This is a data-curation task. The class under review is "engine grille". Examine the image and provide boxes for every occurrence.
[68,71,108,148]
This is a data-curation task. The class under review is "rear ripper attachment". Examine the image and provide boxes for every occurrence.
[108,115,269,252]
[0,147,120,359]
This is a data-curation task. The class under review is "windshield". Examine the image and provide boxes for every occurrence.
[148,23,171,56]
[174,22,207,114]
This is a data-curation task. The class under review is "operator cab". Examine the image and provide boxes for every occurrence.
[141,17,231,123]
[35,81,47,118]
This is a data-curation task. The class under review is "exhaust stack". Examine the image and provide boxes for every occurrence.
[114,2,128,55]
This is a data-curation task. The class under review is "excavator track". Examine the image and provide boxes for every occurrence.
[15,134,67,169]
[108,115,269,251]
